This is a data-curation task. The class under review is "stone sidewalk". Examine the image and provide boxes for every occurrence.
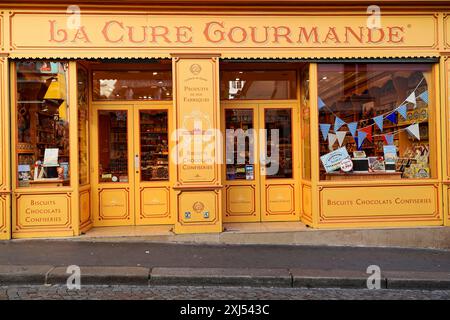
[1,285,449,300]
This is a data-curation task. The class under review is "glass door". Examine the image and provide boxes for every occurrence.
[259,105,300,221]
[92,104,172,227]
[92,106,135,226]
[133,106,172,225]
[223,106,261,222]
[222,103,300,223]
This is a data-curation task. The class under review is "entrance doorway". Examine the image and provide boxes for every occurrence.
[91,103,172,226]
[222,102,300,222]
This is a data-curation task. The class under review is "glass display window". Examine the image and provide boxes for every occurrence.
[77,66,89,186]
[225,109,255,180]
[301,67,311,180]
[139,110,169,181]
[317,63,433,181]
[92,70,172,101]
[15,61,70,187]
[220,70,297,100]
[98,110,129,183]
[264,109,293,179]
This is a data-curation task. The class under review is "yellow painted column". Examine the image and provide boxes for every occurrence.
[69,61,80,236]
[0,56,11,240]
[172,54,223,234]
[443,56,450,226]
[309,63,320,228]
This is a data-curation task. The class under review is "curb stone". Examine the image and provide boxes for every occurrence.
[46,266,150,286]
[0,265,449,290]
[291,268,388,289]
[0,265,54,285]
[150,267,292,287]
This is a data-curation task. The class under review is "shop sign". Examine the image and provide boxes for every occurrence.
[8,13,438,51]
[174,58,218,183]
[16,194,70,228]
[321,185,438,218]
[320,147,350,173]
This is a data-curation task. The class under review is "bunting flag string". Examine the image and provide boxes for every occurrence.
[328,133,337,150]
[357,131,367,149]
[406,91,417,108]
[418,90,428,104]
[373,115,384,131]
[358,126,372,142]
[336,131,347,147]
[317,77,425,129]
[382,133,394,145]
[318,97,326,110]
[397,104,407,120]
[405,123,420,140]
[347,122,358,138]
[386,112,397,125]
[334,116,346,132]
[320,123,331,141]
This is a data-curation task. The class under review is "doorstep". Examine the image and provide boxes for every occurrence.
[72,222,450,250]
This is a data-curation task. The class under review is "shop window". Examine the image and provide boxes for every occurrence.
[92,70,172,101]
[301,67,311,180]
[139,110,169,181]
[265,109,293,179]
[318,63,433,181]
[16,61,70,187]
[77,66,89,185]
[98,111,129,183]
[220,70,296,100]
[225,109,255,180]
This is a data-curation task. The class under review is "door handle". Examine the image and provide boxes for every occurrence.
[135,154,139,173]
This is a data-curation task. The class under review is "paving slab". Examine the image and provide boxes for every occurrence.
[46,266,150,286]
[291,268,387,289]
[0,265,53,285]
[150,267,292,287]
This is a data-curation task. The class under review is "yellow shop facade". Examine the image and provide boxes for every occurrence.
[0,0,450,240]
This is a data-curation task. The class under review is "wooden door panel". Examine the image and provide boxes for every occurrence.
[92,107,134,227]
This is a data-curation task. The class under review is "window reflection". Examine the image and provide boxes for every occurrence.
[16,61,70,187]
[98,111,128,183]
[225,109,254,180]
[318,64,432,180]
[265,109,293,179]
[220,70,296,100]
[93,70,172,101]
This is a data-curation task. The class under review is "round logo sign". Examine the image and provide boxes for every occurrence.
[340,158,353,172]
[193,201,205,213]
[190,64,202,75]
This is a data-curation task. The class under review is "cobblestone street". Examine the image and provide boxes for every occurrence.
[0,285,449,300]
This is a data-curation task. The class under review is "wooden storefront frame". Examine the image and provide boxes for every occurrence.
[0,4,448,238]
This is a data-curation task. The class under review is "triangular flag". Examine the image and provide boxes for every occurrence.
[318,97,326,110]
[336,131,347,147]
[397,104,407,120]
[347,122,358,138]
[334,116,346,132]
[320,124,331,141]
[373,115,384,131]
[406,91,416,108]
[406,124,420,140]
[359,126,373,142]
[383,134,394,145]
[328,133,337,150]
[419,91,428,104]
[357,130,367,149]
[386,112,397,124]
